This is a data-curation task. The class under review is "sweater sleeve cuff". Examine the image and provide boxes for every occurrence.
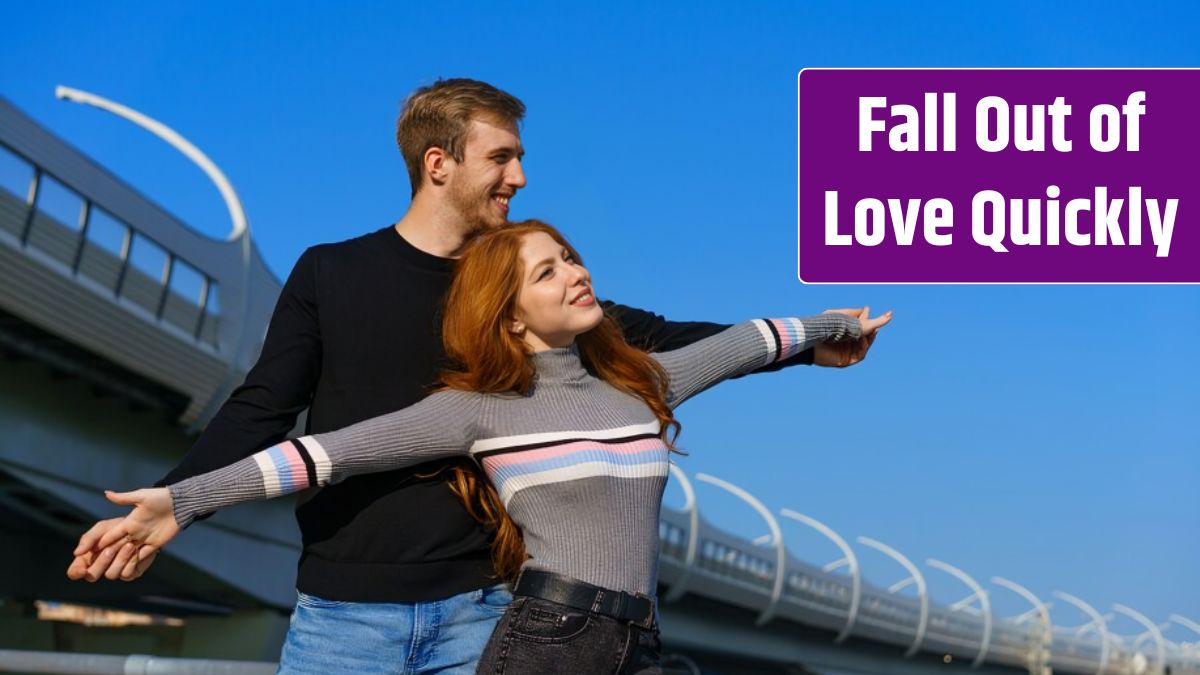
[168,482,202,529]
[757,314,862,363]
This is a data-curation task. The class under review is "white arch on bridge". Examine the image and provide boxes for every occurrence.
[662,465,700,603]
[927,558,992,669]
[56,85,258,432]
[695,473,786,626]
[55,86,249,241]
[1113,604,1165,675]
[1168,615,1200,673]
[991,577,1052,673]
[857,536,928,658]
[779,509,861,644]
[1053,591,1110,675]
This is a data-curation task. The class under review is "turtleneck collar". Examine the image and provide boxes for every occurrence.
[529,344,589,383]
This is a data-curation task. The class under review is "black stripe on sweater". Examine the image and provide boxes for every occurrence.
[762,318,783,362]
[472,432,663,460]
[288,439,319,488]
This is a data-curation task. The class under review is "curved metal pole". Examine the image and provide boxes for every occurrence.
[57,86,258,430]
[779,509,860,643]
[662,465,700,603]
[858,536,928,658]
[55,86,248,241]
[992,577,1051,626]
[1168,614,1200,635]
[1053,592,1109,675]
[1113,604,1164,675]
[1168,615,1200,673]
[992,577,1052,674]
[928,559,992,669]
[1130,633,1178,675]
[695,473,786,626]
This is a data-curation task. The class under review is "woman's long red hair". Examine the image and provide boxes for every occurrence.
[439,220,679,582]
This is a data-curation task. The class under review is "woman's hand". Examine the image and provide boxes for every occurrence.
[66,517,160,582]
[72,488,180,581]
[814,306,893,367]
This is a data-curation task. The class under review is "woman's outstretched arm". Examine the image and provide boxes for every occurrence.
[92,390,482,554]
[652,310,890,408]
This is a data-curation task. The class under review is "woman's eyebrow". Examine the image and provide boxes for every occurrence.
[527,256,556,279]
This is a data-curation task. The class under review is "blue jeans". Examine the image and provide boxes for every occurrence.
[277,584,512,674]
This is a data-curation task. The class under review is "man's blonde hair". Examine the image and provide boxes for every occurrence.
[396,79,526,197]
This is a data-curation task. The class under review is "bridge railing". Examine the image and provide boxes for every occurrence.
[0,97,281,428]
[0,147,221,347]
[657,471,1198,675]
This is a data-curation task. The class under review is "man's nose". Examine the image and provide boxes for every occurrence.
[507,159,527,189]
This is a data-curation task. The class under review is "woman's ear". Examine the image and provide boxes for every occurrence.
[508,306,526,335]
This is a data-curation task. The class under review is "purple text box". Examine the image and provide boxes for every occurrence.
[798,69,1199,283]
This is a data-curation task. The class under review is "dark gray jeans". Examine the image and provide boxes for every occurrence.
[476,595,662,674]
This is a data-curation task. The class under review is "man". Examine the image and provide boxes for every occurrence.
[69,79,876,673]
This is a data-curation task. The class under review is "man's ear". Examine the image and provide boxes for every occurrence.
[424,146,451,185]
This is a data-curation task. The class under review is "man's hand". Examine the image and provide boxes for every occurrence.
[813,306,893,368]
[65,489,178,582]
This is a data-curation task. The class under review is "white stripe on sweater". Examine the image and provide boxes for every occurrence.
[298,436,333,485]
[751,319,778,366]
[254,452,281,498]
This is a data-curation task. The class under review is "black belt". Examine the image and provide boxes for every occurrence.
[513,570,656,629]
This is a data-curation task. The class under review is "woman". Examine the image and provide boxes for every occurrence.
[94,220,890,674]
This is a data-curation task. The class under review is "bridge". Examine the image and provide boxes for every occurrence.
[0,93,1196,675]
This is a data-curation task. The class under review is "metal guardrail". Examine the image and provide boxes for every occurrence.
[0,177,221,347]
[0,650,274,675]
[0,650,714,675]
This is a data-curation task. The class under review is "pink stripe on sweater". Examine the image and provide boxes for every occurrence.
[280,442,311,488]
[481,437,665,470]
[770,318,792,360]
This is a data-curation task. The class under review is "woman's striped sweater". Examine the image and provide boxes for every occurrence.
[168,314,861,596]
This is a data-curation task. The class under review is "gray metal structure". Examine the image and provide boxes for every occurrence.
[0,95,300,612]
[0,96,278,429]
[0,95,1195,674]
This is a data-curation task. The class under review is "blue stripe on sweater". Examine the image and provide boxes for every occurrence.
[265,444,298,493]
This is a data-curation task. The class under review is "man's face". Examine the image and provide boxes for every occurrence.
[446,118,526,232]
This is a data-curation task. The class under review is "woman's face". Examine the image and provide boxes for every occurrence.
[513,231,605,351]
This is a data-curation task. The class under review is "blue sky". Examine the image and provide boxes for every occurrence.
[4,1,1197,635]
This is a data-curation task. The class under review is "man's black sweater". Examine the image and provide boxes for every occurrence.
[161,226,812,602]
